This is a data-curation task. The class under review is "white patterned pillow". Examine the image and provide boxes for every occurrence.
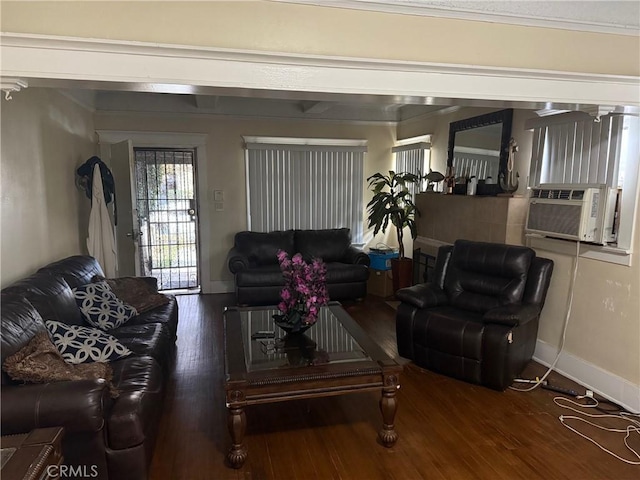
[73,281,137,330]
[45,321,132,364]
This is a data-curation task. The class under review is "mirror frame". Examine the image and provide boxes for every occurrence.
[447,108,513,195]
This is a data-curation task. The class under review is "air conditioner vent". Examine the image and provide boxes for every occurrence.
[558,190,572,200]
[571,190,585,200]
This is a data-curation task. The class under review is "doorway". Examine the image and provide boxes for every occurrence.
[133,148,200,291]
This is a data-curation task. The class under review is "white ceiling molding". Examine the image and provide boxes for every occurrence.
[1,33,638,109]
[274,0,640,36]
[96,130,208,147]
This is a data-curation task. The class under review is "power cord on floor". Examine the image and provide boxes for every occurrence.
[554,396,640,465]
[510,240,581,393]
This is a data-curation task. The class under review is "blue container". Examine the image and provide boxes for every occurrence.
[368,251,399,271]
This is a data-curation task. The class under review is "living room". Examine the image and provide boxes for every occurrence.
[1,1,639,478]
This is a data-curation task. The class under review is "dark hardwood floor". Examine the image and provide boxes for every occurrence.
[149,294,639,479]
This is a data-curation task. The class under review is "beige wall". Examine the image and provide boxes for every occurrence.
[94,112,395,287]
[2,1,638,76]
[0,88,96,287]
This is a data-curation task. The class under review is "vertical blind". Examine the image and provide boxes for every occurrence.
[393,141,430,196]
[245,142,366,243]
[528,114,624,187]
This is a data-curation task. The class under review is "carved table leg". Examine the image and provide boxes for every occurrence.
[227,405,247,468]
[379,374,399,447]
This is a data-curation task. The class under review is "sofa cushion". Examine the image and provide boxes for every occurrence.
[295,228,351,262]
[108,355,164,450]
[45,321,132,364]
[110,323,173,371]
[445,240,535,313]
[37,255,104,290]
[2,273,84,326]
[235,265,285,288]
[126,296,179,340]
[325,263,369,283]
[73,281,137,330]
[94,275,170,313]
[234,230,295,267]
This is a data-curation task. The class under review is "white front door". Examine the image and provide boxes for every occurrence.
[109,140,141,277]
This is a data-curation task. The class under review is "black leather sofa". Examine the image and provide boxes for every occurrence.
[1,255,178,480]
[395,240,553,391]
[227,228,370,305]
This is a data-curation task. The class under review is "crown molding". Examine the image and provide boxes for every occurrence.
[94,108,397,127]
[275,0,640,36]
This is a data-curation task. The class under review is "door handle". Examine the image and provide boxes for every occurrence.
[126,231,143,239]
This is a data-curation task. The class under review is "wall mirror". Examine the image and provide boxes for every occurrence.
[447,108,513,195]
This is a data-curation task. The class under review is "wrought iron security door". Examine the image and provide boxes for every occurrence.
[134,148,199,290]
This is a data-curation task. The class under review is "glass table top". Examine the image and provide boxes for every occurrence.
[238,305,371,372]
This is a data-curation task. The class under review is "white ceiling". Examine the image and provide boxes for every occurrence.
[61,1,639,122]
[279,1,640,34]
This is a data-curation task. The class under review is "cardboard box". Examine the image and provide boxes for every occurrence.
[367,268,394,298]
[368,251,399,271]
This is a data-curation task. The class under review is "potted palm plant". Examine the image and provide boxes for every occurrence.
[366,171,420,293]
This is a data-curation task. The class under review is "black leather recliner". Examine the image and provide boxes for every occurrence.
[395,240,553,391]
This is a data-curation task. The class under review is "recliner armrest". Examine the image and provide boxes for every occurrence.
[483,304,541,327]
[227,247,250,274]
[344,246,370,266]
[396,283,448,309]
[1,380,110,435]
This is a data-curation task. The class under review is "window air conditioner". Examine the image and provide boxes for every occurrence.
[525,184,618,245]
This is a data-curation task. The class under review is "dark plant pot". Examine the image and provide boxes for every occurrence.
[391,257,413,294]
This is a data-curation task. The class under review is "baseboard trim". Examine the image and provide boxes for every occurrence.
[533,339,640,413]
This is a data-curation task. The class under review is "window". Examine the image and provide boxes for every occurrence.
[527,112,639,255]
[393,135,431,196]
[243,137,367,243]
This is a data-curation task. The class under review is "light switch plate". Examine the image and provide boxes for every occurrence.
[213,190,224,202]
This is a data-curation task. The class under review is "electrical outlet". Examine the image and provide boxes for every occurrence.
[585,389,594,398]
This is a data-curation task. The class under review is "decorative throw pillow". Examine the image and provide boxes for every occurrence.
[93,275,171,313]
[45,320,132,364]
[73,281,137,330]
[3,332,119,397]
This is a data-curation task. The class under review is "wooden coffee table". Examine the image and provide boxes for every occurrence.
[223,302,403,469]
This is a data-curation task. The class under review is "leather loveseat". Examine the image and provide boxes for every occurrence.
[227,228,370,305]
[1,255,178,480]
[395,240,553,391]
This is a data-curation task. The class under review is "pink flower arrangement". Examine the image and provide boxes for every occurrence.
[274,250,329,330]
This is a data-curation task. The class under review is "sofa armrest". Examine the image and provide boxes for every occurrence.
[1,380,110,435]
[344,246,370,266]
[483,304,541,327]
[396,283,448,309]
[227,247,250,274]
